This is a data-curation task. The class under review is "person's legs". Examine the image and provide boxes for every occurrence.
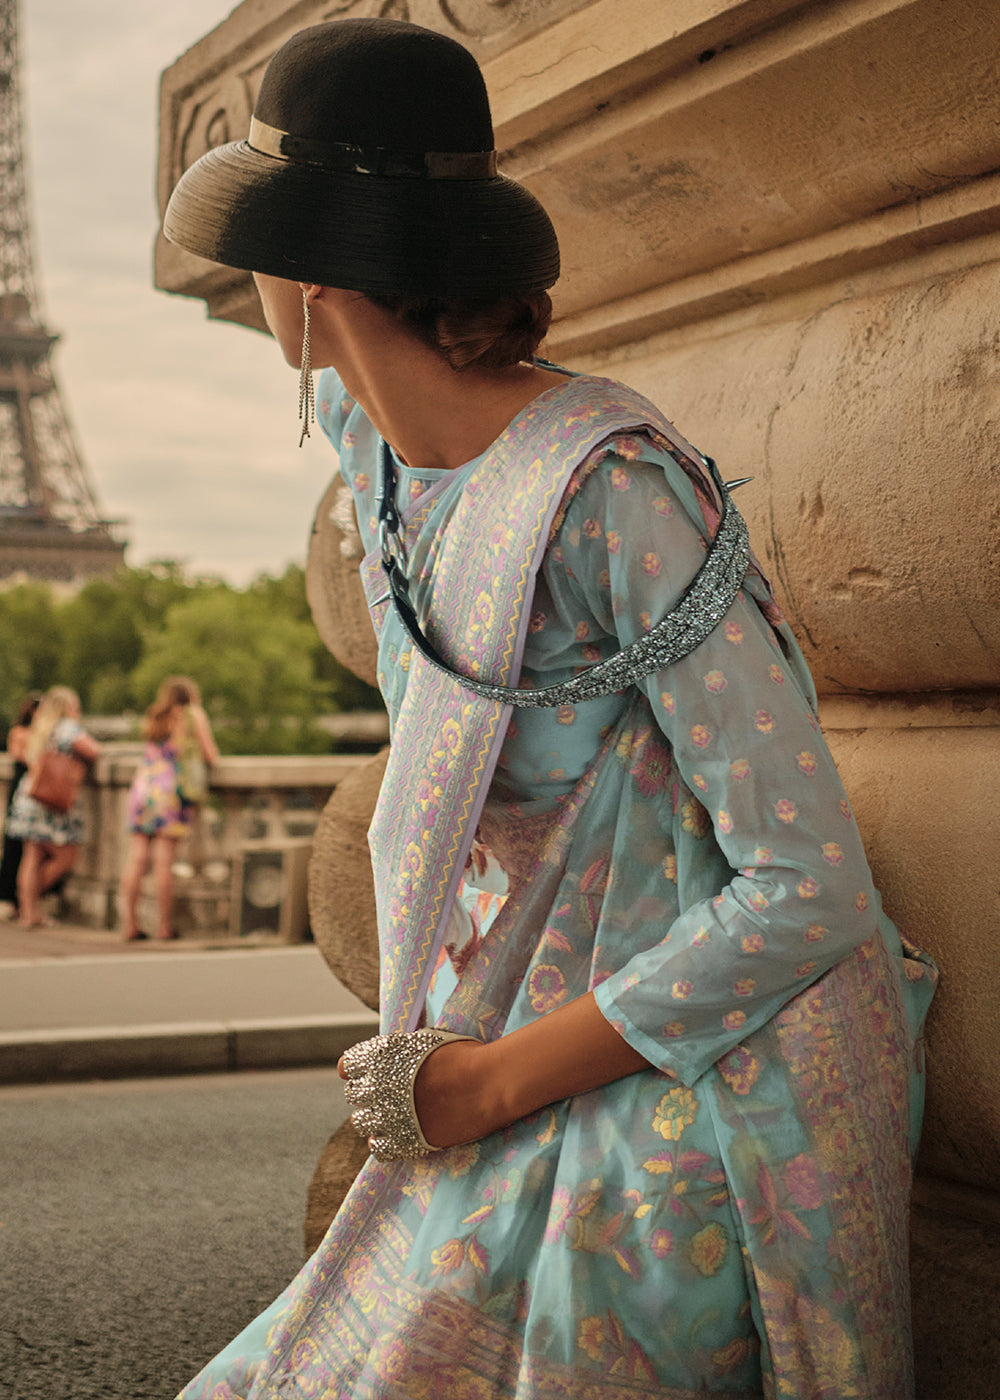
[151,834,179,939]
[38,843,78,894]
[119,832,152,940]
[16,842,44,928]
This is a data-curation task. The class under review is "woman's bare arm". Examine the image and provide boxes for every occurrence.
[71,731,100,763]
[191,705,220,764]
[340,993,657,1150]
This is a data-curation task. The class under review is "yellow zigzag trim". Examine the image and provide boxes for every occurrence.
[395,702,502,1027]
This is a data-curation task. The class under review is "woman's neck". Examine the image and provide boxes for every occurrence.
[311,290,568,471]
[349,359,568,470]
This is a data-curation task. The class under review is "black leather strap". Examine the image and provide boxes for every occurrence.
[376,438,752,708]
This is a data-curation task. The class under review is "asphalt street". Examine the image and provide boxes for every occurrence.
[0,1067,351,1400]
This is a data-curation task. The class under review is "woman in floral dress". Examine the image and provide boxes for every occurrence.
[162,17,936,1399]
[119,676,218,941]
[5,686,99,929]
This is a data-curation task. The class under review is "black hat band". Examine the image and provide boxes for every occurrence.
[248,117,499,180]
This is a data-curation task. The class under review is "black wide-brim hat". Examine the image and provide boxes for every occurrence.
[164,18,559,299]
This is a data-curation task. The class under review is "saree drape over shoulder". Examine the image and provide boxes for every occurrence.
[180,373,936,1400]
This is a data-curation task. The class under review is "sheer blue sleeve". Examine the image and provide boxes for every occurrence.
[558,452,878,1084]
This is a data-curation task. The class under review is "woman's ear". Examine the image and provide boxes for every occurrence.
[300,282,324,306]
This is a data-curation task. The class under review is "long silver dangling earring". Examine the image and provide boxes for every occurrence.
[298,289,315,447]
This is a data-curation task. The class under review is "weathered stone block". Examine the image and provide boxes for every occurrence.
[308,748,387,1013]
[911,1193,1000,1400]
[596,259,1000,694]
[826,723,1000,1194]
[304,1120,372,1257]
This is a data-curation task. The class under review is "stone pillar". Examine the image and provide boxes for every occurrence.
[156,2,1000,1391]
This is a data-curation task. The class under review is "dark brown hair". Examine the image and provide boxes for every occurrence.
[370,291,552,370]
[13,693,40,728]
[143,676,201,744]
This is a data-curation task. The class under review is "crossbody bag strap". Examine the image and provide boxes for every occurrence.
[377,439,751,708]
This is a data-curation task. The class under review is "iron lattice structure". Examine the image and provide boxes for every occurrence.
[0,0,125,584]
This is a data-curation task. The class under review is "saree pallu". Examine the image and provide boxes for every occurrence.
[179,374,936,1400]
[185,927,931,1400]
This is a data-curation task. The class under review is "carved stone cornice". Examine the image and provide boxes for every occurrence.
[493,0,1000,343]
[156,0,1000,348]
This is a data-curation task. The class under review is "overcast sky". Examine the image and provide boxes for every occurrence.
[21,0,333,584]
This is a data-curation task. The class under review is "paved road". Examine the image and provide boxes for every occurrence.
[0,1067,351,1399]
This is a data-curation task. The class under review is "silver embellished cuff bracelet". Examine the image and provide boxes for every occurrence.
[341,1028,480,1162]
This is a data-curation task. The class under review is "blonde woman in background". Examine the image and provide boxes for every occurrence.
[119,676,219,942]
[5,686,99,930]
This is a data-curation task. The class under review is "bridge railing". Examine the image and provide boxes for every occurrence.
[1,748,366,937]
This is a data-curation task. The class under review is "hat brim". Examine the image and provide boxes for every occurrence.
[164,141,559,298]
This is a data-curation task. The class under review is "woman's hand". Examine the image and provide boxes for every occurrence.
[336,1037,500,1153]
[72,732,101,763]
[411,1037,500,1149]
[338,994,656,1157]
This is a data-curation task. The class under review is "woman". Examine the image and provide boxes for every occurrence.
[5,686,99,930]
[163,19,936,1399]
[119,676,218,942]
[0,693,41,915]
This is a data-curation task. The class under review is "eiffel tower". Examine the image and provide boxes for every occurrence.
[0,0,125,585]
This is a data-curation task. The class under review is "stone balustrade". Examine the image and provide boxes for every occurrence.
[0,748,366,937]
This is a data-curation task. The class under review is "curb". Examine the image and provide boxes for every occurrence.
[0,1012,379,1085]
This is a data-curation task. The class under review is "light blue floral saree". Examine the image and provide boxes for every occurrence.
[179,372,935,1400]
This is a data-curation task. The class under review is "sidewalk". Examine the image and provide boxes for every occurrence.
[0,918,378,1085]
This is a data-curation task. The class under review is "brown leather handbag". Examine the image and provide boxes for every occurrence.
[27,750,86,812]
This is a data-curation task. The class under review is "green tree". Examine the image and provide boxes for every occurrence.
[0,609,33,735]
[249,563,382,712]
[0,560,382,753]
[60,577,145,711]
[133,588,333,754]
[59,562,211,711]
[0,583,63,726]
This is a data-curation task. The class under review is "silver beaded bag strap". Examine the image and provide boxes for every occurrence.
[377,432,751,708]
